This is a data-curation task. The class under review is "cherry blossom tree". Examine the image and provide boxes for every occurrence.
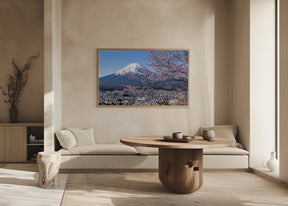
[147,50,188,88]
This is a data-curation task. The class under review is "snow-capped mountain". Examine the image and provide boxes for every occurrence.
[114,63,151,76]
[99,63,151,90]
[99,62,184,91]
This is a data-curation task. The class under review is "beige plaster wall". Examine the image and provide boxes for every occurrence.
[0,0,44,123]
[230,0,250,150]
[61,0,231,143]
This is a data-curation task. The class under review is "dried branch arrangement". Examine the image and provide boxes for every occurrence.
[0,52,39,107]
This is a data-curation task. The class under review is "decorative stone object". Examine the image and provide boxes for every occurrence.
[202,129,215,141]
[37,152,61,188]
[266,151,279,172]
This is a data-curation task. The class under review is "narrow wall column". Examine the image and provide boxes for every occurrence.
[44,0,61,152]
[279,0,288,183]
[249,0,275,169]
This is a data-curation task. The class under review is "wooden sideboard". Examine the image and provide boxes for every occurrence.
[0,123,44,162]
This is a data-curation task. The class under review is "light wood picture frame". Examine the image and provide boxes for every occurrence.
[97,48,189,108]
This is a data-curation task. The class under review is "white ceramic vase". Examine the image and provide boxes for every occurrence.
[266,151,279,172]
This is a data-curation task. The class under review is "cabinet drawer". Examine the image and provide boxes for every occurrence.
[5,126,27,162]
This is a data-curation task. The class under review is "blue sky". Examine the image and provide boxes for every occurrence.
[98,50,152,77]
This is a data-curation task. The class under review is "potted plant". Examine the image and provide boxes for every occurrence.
[0,53,39,123]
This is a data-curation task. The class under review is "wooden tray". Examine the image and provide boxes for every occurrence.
[163,135,194,143]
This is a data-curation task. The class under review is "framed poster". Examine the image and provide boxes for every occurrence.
[97,49,189,107]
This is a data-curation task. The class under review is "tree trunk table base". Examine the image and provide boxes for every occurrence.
[159,148,203,194]
[37,152,61,189]
[121,136,234,194]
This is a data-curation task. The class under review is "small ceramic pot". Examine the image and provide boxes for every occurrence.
[172,132,183,139]
[202,129,215,141]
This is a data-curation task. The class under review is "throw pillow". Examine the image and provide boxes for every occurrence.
[55,130,77,149]
[68,128,95,146]
[200,125,237,143]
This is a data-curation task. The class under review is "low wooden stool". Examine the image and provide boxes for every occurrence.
[37,152,61,188]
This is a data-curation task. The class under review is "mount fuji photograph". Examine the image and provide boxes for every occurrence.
[97,49,189,106]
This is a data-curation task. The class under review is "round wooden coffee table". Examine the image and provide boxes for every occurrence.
[120,136,234,194]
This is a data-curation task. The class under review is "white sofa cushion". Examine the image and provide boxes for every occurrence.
[134,146,248,156]
[68,128,95,146]
[60,144,137,155]
[55,130,77,149]
[135,147,158,155]
[203,147,249,155]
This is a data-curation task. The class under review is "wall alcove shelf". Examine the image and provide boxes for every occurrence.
[0,123,44,162]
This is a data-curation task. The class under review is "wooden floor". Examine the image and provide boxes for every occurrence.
[1,164,288,206]
[0,163,67,206]
[61,171,288,206]
[0,163,38,172]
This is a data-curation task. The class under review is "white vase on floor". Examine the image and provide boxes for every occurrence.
[266,151,279,172]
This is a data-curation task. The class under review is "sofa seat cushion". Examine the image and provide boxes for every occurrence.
[203,147,249,155]
[60,144,137,155]
[135,147,158,155]
[134,146,249,155]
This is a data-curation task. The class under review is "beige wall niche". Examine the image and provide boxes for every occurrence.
[0,0,44,123]
[250,0,275,169]
[61,0,231,143]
